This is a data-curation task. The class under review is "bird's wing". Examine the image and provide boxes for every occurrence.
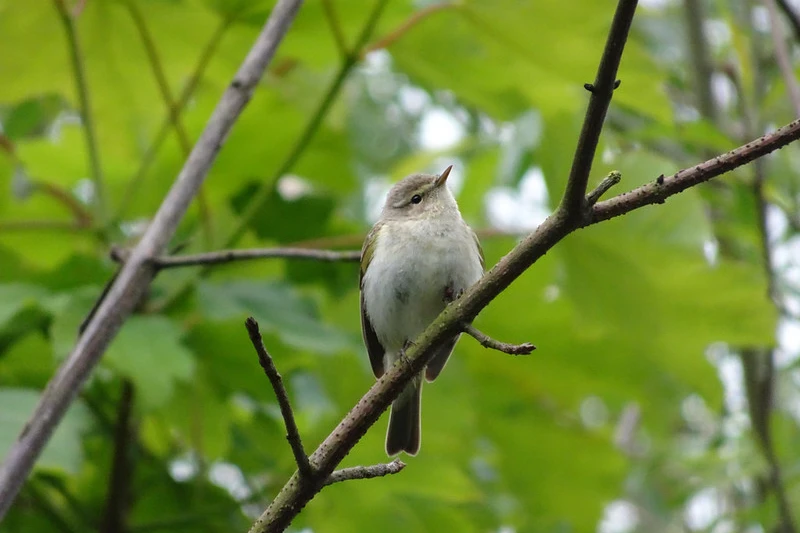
[360,224,386,377]
[472,228,485,272]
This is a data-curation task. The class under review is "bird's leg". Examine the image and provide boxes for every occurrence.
[398,339,415,364]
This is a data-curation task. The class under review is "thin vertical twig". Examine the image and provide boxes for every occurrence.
[99,380,135,533]
[124,0,214,243]
[560,0,637,217]
[222,0,391,250]
[52,0,107,227]
[116,18,231,221]
[245,318,314,481]
[321,0,348,57]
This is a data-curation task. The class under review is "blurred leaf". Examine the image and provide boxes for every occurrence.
[0,388,90,474]
[104,316,196,411]
[0,283,48,329]
[1,94,65,140]
[197,280,354,353]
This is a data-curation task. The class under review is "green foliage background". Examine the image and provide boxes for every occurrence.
[0,0,798,531]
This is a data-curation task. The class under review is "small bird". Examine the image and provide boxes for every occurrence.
[360,166,484,456]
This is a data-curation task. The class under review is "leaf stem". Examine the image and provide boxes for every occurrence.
[123,0,214,243]
[222,0,391,250]
[52,0,107,230]
[116,18,231,222]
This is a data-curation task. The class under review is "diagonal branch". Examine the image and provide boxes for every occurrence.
[245,318,314,481]
[560,0,637,217]
[589,118,800,224]
[248,118,800,533]
[321,0,347,57]
[0,0,304,520]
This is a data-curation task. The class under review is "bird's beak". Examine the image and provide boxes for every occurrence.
[434,165,453,188]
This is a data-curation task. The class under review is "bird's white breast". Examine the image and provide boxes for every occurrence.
[362,215,483,355]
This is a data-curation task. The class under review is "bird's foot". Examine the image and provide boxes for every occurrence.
[443,284,464,304]
[399,339,415,363]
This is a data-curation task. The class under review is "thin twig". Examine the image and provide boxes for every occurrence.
[362,3,456,55]
[245,317,314,481]
[100,380,135,533]
[585,170,622,207]
[0,220,87,232]
[560,0,637,217]
[0,1,303,519]
[321,0,348,56]
[323,459,406,487]
[463,324,535,355]
[776,0,800,41]
[223,0,390,250]
[765,0,800,116]
[30,180,93,227]
[52,0,106,226]
[123,0,214,244]
[116,18,231,221]
[149,247,360,269]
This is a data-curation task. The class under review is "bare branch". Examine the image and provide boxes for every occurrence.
[589,117,800,224]
[463,324,535,355]
[0,1,304,519]
[150,247,360,269]
[245,318,314,481]
[249,120,800,533]
[560,0,636,217]
[323,460,406,487]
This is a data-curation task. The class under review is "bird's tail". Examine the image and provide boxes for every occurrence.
[386,379,422,456]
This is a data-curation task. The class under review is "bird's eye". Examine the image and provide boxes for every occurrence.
[410,194,422,204]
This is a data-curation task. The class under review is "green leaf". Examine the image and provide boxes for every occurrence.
[0,388,90,474]
[0,283,48,329]
[197,281,354,353]
[104,316,196,410]
[390,0,670,122]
